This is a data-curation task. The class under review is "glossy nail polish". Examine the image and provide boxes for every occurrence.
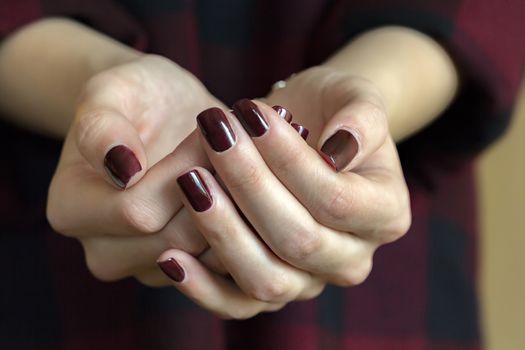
[197,107,236,152]
[319,152,337,171]
[177,170,213,212]
[320,130,359,172]
[158,258,185,282]
[272,105,293,123]
[232,99,269,137]
[103,145,142,189]
[291,123,309,140]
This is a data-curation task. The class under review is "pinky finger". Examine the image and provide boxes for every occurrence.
[157,249,284,319]
[135,249,229,289]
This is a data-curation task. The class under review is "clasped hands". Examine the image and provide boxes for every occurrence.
[47,54,411,319]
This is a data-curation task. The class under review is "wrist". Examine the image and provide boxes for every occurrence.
[322,26,458,141]
[0,18,143,137]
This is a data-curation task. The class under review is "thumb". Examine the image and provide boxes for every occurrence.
[74,107,147,189]
[317,98,388,172]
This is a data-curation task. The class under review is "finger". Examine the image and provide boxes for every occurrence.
[195,105,372,284]
[135,246,229,288]
[317,79,388,172]
[135,247,237,286]
[135,248,229,288]
[73,105,147,189]
[176,167,320,302]
[157,249,285,320]
[79,206,211,281]
[48,129,212,236]
[198,248,228,275]
[231,101,409,238]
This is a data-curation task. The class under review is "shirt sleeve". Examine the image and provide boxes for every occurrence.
[0,0,43,40]
[307,0,525,175]
[0,0,146,50]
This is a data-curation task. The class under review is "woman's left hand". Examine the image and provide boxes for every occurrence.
[157,67,411,319]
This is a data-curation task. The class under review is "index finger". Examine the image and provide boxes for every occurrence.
[47,129,212,236]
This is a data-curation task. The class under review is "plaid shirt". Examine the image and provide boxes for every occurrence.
[1,1,524,349]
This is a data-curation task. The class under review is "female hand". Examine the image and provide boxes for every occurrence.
[46,54,227,286]
[157,69,411,319]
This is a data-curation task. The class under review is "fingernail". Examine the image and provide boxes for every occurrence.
[320,130,359,172]
[319,152,337,171]
[232,99,269,137]
[291,123,309,140]
[158,258,185,282]
[177,170,213,212]
[197,107,236,152]
[272,105,293,123]
[103,145,142,189]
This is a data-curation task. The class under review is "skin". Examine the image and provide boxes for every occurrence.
[0,18,458,318]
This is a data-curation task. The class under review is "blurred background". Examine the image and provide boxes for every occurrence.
[479,78,525,350]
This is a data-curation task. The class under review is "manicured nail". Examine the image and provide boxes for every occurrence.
[320,130,359,171]
[103,145,142,189]
[318,152,336,171]
[177,170,213,212]
[272,105,293,123]
[291,123,309,140]
[197,107,236,152]
[232,99,269,137]
[158,258,185,282]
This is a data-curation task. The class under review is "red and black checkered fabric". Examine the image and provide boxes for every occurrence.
[1,1,524,349]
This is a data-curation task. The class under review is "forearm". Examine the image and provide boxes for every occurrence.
[323,26,458,142]
[0,18,141,137]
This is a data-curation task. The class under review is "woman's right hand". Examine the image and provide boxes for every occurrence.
[46,54,225,286]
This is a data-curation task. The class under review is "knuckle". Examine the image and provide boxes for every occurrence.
[75,110,109,151]
[400,209,412,236]
[315,184,354,224]
[46,175,75,236]
[378,187,412,244]
[46,197,71,236]
[381,209,412,244]
[196,203,232,244]
[352,99,388,143]
[337,258,373,287]
[83,244,122,282]
[118,197,164,234]
[280,228,322,262]
[397,189,413,235]
[364,99,387,125]
[224,161,265,193]
[247,273,296,302]
[161,219,209,256]
[298,283,326,300]
[268,138,308,176]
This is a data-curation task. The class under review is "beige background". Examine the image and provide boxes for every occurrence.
[479,79,525,350]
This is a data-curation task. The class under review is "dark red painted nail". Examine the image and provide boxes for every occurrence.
[177,170,213,212]
[103,145,142,189]
[232,99,269,137]
[291,123,309,140]
[319,152,337,171]
[197,108,236,152]
[320,130,359,172]
[158,258,185,282]
[272,105,293,123]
